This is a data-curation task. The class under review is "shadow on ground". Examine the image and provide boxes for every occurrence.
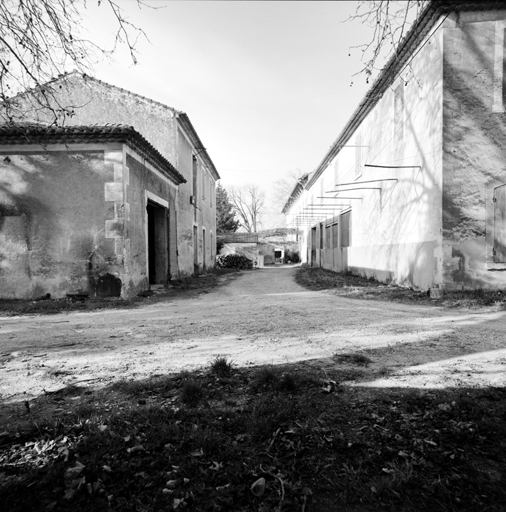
[1,355,505,512]
[0,269,243,316]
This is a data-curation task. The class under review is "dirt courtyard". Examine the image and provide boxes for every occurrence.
[1,266,506,402]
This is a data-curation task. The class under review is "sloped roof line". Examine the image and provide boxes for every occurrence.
[304,0,505,191]
[63,71,182,114]
[0,122,187,185]
[281,173,310,214]
[39,71,220,181]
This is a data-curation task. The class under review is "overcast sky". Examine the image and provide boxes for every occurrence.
[85,1,380,190]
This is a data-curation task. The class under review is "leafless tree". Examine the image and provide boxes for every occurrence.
[228,184,266,233]
[0,0,151,124]
[346,0,427,84]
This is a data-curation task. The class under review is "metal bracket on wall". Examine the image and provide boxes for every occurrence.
[364,165,421,170]
[326,178,398,194]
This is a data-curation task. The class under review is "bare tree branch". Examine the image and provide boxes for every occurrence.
[228,184,266,233]
[0,0,155,125]
[345,0,427,85]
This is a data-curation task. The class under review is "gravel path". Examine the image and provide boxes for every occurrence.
[1,266,506,401]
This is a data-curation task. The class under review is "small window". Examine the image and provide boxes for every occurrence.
[319,223,324,250]
[326,225,331,248]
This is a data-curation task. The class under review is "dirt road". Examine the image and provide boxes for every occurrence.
[1,266,506,401]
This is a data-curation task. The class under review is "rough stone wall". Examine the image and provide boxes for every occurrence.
[442,10,506,290]
[0,149,121,299]
[7,74,210,278]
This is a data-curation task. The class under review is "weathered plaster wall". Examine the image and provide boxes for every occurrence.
[442,10,506,290]
[13,75,178,166]
[10,74,217,278]
[0,149,121,298]
[176,127,195,276]
[176,126,216,276]
[292,20,444,291]
[198,169,216,272]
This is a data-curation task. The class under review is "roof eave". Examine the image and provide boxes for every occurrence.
[306,0,443,189]
[177,113,220,181]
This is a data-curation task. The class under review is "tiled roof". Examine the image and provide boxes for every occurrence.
[0,123,186,185]
[304,0,506,191]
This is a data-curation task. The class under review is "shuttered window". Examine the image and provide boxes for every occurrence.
[332,223,339,248]
[341,211,351,248]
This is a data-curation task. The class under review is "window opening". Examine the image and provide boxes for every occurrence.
[341,211,351,248]
[192,156,198,202]
[147,201,168,284]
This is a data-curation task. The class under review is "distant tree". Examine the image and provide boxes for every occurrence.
[216,183,240,234]
[273,169,305,213]
[228,184,266,233]
[0,0,150,124]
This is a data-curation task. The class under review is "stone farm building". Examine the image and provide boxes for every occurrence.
[283,0,506,293]
[0,74,220,299]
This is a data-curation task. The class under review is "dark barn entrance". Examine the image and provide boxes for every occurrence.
[146,201,168,285]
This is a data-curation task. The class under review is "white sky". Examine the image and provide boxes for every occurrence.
[85,1,378,188]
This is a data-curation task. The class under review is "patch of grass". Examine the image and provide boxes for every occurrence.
[295,266,506,309]
[377,366,393,377]
[249,394,296,441]
[210,355,234,378]
[252,365,279,389]
[176,369,192,380]
[1,367,506,512]
[334,352,373,366]
[111,376,174,396]
[180,379,204,406]
[277,372,298,391]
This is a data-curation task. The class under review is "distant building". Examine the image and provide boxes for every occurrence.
[218,228,299,266]
[0,73,220,298]
[283,1,506,292]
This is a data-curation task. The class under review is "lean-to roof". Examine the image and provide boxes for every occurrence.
[0,123,187,185]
